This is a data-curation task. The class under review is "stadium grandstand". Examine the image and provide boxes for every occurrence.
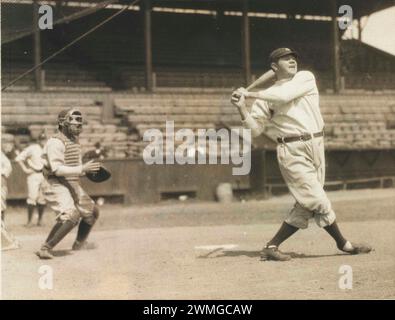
[2,0,395,203]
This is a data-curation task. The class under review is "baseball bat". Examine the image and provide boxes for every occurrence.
[231,69,275,102]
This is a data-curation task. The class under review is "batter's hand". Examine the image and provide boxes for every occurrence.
[231,87,249,103]
[82,160,101,173]
[236,87,249,97]
[231,90,246,108]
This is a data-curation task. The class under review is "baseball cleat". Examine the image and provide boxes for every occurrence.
[260,245,291,261]
[35,249,54,260]
[341,242,372,255]
[72,240,84,250]
[72,241,96,251]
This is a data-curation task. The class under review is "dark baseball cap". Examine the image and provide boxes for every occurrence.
[38,132,47,140]
[269,48,298,63]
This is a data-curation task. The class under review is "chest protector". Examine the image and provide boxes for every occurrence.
[47,132,82,182]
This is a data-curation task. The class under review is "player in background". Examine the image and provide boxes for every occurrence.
[83,142,107,162]
[15,133,47,227]
[1,144,13,222]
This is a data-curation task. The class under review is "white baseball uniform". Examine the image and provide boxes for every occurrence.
[15,144,46,206]
[242,70,336,229]
[43,132,95,224]
[1,152,12,212]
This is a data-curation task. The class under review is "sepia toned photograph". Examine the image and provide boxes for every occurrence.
[1,0,394,303]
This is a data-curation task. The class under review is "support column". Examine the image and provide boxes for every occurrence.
[358,17,362,42]
[215,4,225,62]
[33,0,42,91]
[143,0,153,91]
[331,0,341,93]
[241,0,251,86]
[262,150,268,199]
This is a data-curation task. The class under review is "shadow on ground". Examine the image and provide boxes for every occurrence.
[51,250,74,257]
[198,249,346,260]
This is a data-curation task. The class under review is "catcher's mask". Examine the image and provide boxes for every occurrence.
[60,108,83,137]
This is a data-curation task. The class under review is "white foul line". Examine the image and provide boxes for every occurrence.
[194,244,239,250]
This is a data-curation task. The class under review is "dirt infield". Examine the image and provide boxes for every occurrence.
[1,189,395,299]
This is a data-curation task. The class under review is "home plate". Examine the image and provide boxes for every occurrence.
[195,244,239,250]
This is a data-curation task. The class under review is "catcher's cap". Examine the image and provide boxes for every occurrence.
[269,48,298,63]
[57,109,69,126]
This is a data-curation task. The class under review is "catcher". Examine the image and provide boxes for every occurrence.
[36,108,110,259]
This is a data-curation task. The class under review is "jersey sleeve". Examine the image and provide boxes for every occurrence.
[45,138,65,173]
[241,99,272,137]
[1,152,12,178]
[258,71,317,105]
[15,145,32,162]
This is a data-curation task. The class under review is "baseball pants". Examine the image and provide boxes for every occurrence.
[276,136,336,229]
[44,179,96,225]
[26,172,46,206]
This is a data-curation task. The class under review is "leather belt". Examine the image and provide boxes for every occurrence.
[277,131,324,144]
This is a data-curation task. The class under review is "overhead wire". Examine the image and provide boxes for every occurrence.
[2,0,141,91]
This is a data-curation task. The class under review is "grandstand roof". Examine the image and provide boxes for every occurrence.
[148,0,394,18]
[5,0,393,19]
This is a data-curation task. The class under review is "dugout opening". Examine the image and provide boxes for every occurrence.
[160,190,197,201]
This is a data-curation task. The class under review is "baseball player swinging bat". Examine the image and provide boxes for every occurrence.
[231,69,275,103]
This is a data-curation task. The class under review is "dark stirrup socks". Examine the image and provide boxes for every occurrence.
[323,221,347,249]
[27,204,35,224]
[266,222,299,248]
[37,204,45,223]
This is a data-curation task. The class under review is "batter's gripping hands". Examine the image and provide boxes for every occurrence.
[231,69,275,104]
[231,88,247,106]
[231,92,242,103]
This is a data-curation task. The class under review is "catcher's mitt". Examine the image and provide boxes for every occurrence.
[86,166,111,183]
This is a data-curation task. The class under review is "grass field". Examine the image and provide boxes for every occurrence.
[1,188,395,299]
